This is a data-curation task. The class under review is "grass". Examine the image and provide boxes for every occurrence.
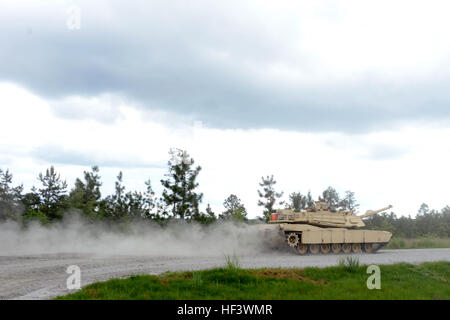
[224,253,241,269]
[56,261,450,300]
[385,237,450,249]
[338,256,360,273]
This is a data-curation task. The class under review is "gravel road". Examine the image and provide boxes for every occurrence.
[1,248,449,300]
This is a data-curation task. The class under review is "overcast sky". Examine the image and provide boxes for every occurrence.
[1,0,450,217]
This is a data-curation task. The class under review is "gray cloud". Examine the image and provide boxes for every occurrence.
[32,144,166,169]
[1,1,450,132]
[48,94,126,124]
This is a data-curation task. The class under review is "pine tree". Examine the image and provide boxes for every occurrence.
[192,203,217,224]
[288,192,306,212]
[37,166,68,220]
[0,169,24,221]
[306,191,314,208]
[123,179,157,220]
[417,203,429,216]
[220,194,248,221]
[257,175,283,221]
[160,148,203,220]
[68,166,102,217]
[104,171,128,219]
[205,204,216,220]
[153,198,170,223]
[22,186,48,223]
[339,190,359,213]
[141,179,156,219]
[22,186,41,212]
[319,186,340,210]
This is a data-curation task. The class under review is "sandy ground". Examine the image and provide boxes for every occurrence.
[1,248,449,300]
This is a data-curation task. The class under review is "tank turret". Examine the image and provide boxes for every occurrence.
[271,201,392,228]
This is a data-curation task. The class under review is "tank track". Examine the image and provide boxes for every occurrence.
[289,242,389,255]
[280,230,390,255]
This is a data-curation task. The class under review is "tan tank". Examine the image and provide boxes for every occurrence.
[262,201,393,254]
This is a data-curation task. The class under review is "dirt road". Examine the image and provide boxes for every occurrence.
[1,248,449,300]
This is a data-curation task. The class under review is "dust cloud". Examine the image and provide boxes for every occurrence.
[0,214,279,257]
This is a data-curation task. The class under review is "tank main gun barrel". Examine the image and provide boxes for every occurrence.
[358,205,393,219]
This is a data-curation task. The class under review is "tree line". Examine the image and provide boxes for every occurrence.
[0,148,449,237]
[0,149,248,225]
[364,203,450,238]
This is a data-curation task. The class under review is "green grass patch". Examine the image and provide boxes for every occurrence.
[56,261,450,300]
[386,237,450,249]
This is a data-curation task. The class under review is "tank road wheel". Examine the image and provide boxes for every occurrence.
[297,244,308,255]
[363,243,375,253]
[342,244,352,254]
[331,244,342,254]
[286,233,300,248]
[309,244,320,254]
[320,244,331,254]
[351,243,362,253]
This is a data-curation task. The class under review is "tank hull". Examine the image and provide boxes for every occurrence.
[280,224,392,244]
[260,223,392,254]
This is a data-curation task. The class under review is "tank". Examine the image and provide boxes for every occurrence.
[262,201,393,255]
